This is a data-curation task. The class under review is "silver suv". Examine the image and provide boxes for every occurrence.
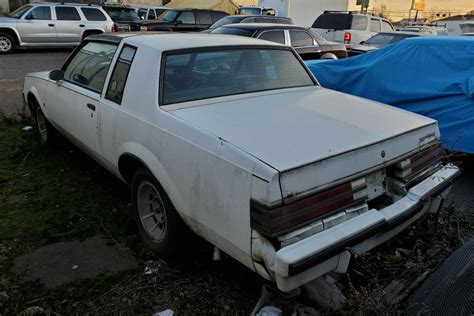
[0,2,113,53]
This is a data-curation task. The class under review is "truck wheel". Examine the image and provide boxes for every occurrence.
[131,167,183,258]
[35,106,59,145]
[0,33,15,54]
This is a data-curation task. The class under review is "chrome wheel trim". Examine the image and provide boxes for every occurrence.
[0,36,12,52]
[36,108,48,144]
[137,180,167,242]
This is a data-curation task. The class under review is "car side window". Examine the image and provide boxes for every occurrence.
[55,7,81,21]
[63,42,117,93]
[148,9,156,20]
[197,11,212,25]
[25,6,51,20]
[370,19,381,32]
[258,30,286,45]
[351,16,368,30]
[137,8,147,20]
[105,46,137,104]
[81,8,107,21]
[177,11,195,24]
[381,20,393,32]
[289,30,314,47]
[211,12,226,23]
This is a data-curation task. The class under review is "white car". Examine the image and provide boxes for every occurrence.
[311,11,394,44]
[23,33,459,292]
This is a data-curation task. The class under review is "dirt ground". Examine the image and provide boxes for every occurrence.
[0,51,473,315]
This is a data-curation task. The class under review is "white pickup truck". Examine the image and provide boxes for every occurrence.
[23,33,459,292]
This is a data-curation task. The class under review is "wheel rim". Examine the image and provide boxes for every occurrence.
[0,36,12,52]
[36,108,48,144]
[137,181,167,242]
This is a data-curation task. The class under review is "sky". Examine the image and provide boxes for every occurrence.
[348,0,473,20]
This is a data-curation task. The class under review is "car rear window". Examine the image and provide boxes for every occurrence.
[162,48,315,105]
[81,8,107,21]
[212,27,255,37]
[312,13,352,30]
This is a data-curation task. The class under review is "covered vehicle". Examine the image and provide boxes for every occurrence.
[306,37,474,154]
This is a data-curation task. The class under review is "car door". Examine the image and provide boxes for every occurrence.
[288,29,321,60]
[54,6,83,43]
[46,41,118,156]
[17,6,56,44]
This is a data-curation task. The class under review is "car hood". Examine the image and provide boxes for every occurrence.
[350,44,380,51]
[0,17,18,24]
[168,87,437,172]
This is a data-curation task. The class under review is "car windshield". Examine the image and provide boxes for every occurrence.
[105,8,140,21]
[365,33,417,45]
[208,16,242,30]
[162,48,315,105]
[159,10,179,22]
[211,27,255,37]
[8,5,32,18]
[239,7,262,15]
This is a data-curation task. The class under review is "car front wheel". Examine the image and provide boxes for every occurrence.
[35,106,59,145]
[0,33,15,54]
[131,167,183,258]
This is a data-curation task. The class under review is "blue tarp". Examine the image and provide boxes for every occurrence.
[306,37,474,154]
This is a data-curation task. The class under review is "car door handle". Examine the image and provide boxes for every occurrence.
[86,103,96,111]
[79,24,85,27]
[48,24,54,27]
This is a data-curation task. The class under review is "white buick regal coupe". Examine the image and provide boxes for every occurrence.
[23,33,459,292]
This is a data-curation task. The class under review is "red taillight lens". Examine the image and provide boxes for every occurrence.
[251,179,368,237]
[111,24,115,32]
[344,32,351,43]
[389,143,443,180]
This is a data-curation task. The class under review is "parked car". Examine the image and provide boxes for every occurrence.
[398,25,448,36]
[212,24,348,59]
[102,3,145,32]
[311,11,394,44]
[306,37,474,154]
[348,31,428,55]
[0,2,113,53]
[237,6,277,16]
[139,8,228,32]
[203,14,293,33]
[23,32,459,292]
[132,5,167,20]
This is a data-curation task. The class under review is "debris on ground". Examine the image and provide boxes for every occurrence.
[302,275,346,310]
[153,309,174,316]
[22,126,33,132]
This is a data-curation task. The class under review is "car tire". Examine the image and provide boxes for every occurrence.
[0,33,15,54]
[35,105,59,145]
[131,167,183,258]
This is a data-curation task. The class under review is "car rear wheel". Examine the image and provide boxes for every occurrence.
[131,167,183,258]
[0,33,15,54]
[35,106,59,145]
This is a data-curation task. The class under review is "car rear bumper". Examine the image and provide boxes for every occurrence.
[271,164,460,292]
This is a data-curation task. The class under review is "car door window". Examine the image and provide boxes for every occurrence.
[148,9,156,20]
[351,16,368,30]
[105,46,137,104]
[81,8,107,21]
[381,20,394,32]
[155,9,166,18]
[370,19,381,32]
[137,8,147,19]
[63,42,117,93]
[177,11,195,24]
[25,6,51,20]
[55,7,81,21]
[258,30,285,45]
[289,30,314,47]
[197,11,212,25]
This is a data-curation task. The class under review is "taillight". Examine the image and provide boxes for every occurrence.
[344,32,351,44]
[389,143,443,180]
[251,178,368,237]
[111,24,115,32]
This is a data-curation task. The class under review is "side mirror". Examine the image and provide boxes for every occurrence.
[49,70,64,81]
[24,14,32,20]
[359,41,366,44]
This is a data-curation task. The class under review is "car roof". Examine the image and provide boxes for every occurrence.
[221,23,305,30]
[87,32,282,51]
[32,2,102,7]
